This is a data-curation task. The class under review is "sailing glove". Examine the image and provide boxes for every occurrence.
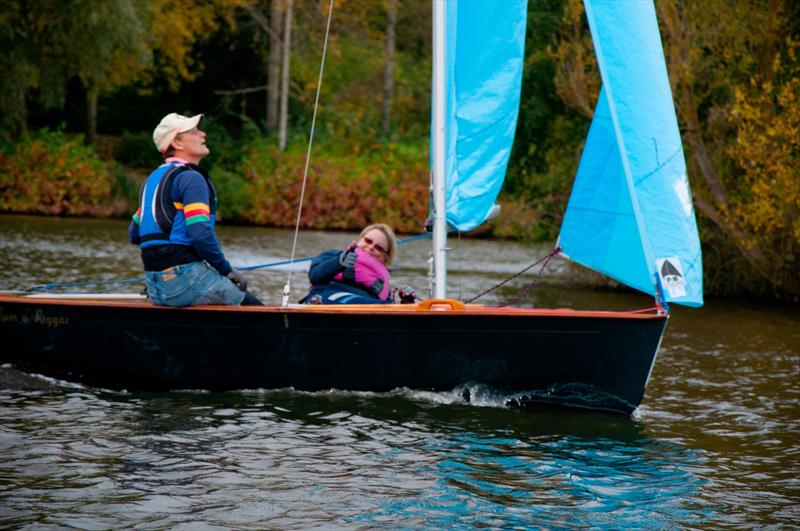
[394,285,418,304]
[338,248,358,269]
[227,269,248,292]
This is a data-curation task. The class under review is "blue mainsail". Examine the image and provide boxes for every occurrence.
[439,0,527,232]
[558,0,703,307]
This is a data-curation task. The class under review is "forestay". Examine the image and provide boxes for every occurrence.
[439,0,527,232]
[558,0,703,307]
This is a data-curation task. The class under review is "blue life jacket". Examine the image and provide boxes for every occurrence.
[137,162,217,249]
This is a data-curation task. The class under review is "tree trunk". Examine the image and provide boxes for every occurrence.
[381,0,397,137]
[267,0,283,132]
[19,93,28,136]
[278,0,292,151]
[87,91,98,145]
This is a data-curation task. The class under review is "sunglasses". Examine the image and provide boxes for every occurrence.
[177,127,201,137]
[361,236,388,255]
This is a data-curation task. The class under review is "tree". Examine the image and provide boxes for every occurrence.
[0,2,34,134]
[278,0,293,150]
[0,0,242,141]
[150,0,241,90]
[658,0,799,298]
[268,0,284,132]
[0,1,91,135]
[727,46,800,297]
[67,0,153,144]
[239,0,283,131]
[382,0,397,137]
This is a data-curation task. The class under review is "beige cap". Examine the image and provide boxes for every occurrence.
[152,113,203,153]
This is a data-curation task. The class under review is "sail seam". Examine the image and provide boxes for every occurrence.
[633,147,682,186]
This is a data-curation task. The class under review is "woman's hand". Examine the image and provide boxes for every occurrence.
[338,248,358,269]
[393,285,418,304]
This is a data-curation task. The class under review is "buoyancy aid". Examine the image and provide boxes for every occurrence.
[334,248,391,300]
[137,162,217,249]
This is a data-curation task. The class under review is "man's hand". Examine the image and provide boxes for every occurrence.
[227,269,248,291]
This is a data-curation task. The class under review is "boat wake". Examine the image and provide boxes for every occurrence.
[239,382,633,414]
[0,364,87,391]
[507,383,637,414]
[0,364,632,415]
[239,384,511,409]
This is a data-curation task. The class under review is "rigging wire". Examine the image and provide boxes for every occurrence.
[455,231,462,300]
[281,0,335,307]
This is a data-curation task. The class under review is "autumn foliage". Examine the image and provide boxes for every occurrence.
[239,140,429,234]
[0,131,123,217]
[727,53,800,296]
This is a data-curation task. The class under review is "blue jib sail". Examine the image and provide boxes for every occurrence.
[558,0,703,307]
[439,0,527,232]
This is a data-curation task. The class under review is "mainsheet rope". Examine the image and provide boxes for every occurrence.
[26,236,558,307]
[26,233,433,294]
[26,235,561,307]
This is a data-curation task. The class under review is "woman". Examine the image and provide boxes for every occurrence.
[301,223,417,305]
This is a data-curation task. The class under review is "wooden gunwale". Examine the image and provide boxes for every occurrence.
[0,294,666,320]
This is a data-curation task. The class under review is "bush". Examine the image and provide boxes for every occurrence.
[238,139,430,234]
[0,129,123,216]
[213,168,251,223]
[116,131,162,169]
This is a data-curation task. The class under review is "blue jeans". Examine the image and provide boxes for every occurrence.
[144,261,245,307]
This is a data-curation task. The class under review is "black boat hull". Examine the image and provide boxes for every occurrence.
[0,296,667,414]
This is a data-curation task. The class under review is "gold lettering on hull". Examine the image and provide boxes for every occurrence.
[34,310,70,328]
[0,308,19,323]
[0,307,69,328]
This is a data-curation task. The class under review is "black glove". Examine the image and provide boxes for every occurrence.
[338,248,358,269]
[227,269,248,292]
[393,285,418,304]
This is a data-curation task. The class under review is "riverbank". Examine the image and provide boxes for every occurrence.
[0,130,541,240]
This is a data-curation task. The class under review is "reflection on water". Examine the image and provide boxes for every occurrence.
[1,389,712,529]
[1,214,799,527]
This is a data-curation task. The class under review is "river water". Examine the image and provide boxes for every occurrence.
[1,214,798,528]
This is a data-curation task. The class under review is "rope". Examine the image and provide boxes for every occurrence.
[464,246,561,305]
[25,233,431,293]
[28,277,145,293]
[282,0,335,307]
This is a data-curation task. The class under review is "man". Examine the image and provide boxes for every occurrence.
[129,112,262,306]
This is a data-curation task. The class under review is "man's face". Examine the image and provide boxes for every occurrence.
[173,127,210,162]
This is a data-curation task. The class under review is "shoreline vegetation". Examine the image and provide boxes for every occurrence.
[1,1,797,302]
[0,129,541,240]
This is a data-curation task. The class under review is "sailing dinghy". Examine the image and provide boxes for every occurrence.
[0,0,701,415]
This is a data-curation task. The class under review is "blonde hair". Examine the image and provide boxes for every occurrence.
[359,223,397,265]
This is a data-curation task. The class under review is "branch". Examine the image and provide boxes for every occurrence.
[214,79,302,98]
[241,3,283,46]
[214,85,268,96]
[693,194,771,279]
[680,93,730,208]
